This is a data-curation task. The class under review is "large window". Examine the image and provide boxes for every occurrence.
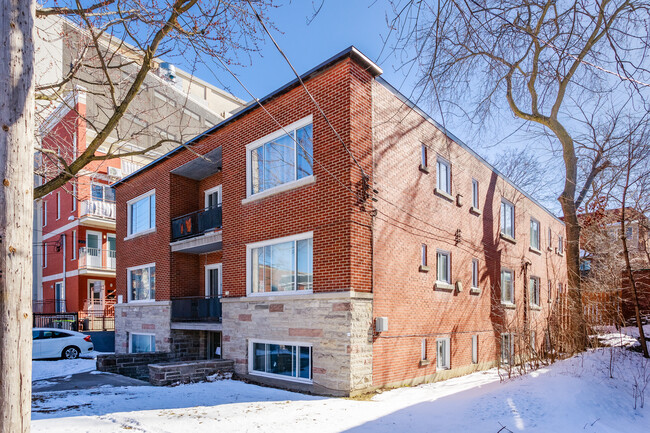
[130,333,155,353]
[530,276,540,307]
[436,250,451,284]
[530,218,540,250]
[436,338,450,369]
[248,118,313,196]
[501,269,514,304]
[127,190,155,236]
[436,157,451,194]
[250,341,312,382]
[501,199,515,238]
[128,263,156,302]
[92,182,116,202]
[249,233,313,295]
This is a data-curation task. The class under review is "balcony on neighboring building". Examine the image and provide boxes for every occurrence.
[170,296,222,331]
[170,205,222,253]
[79,198,116,229]
[78,247,116,276]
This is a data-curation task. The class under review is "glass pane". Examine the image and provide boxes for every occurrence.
[91,184,103,200]
[150,195,156,228]
[299,346,310,379]
[209,268,220,297]
[269,241,295,292]
[104,186,116,202]
[297,238,313,291]
[131,266,155,301]
[132,334,155,353]
[296,125,313,179]
[267,344,295,377]
[252,247,264,293]
[87,233,99,249]
[251,146,264,194]
[437,253,448,282]
[265,134,295,190]
[253,343,266,372]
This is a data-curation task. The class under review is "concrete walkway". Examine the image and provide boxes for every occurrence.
[33,371,150,392]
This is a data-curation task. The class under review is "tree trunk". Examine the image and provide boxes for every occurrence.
[0,1,35,431]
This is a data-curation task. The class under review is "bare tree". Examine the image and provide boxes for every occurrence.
[492,147,559,204]
[386,0,650,351]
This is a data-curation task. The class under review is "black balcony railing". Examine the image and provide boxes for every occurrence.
[171,205,222,241]
[171,296,222,322]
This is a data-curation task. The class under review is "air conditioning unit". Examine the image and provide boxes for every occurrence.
[108,167,122,179]
[375,317,389,333]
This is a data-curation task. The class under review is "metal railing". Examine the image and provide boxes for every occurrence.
[34,312,79,331]
[79,299,116,331]
[171,296,222,322]
[33,299,66,314]
[171,205,222,242]
[80,198,116,219]
[78,247,116,271]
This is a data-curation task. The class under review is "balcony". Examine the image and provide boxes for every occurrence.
[78,247,116,276]
[79,198,116,229]
[170,206,222,254]
[171,296,222,331]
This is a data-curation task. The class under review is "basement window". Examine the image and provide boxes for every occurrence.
[250,340,312,383]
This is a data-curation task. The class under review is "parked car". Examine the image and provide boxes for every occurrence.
[32,328,94,360]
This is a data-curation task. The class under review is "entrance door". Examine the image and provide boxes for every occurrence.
[205,264,222,298]
[86,231,102,268]
[204,186,221,209]
[106,234,116,270]
[207,332,222,359]
[54,282,64,313]
[88,280,105,312]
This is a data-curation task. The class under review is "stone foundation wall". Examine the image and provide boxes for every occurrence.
[115,301,172,354]
[149,359,234,386]
[96,352,175,381]
[221,291,373,396]
[170,329,207,359]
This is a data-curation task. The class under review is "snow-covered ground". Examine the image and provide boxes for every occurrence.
[32,352,104,381]
[31,343,650,433]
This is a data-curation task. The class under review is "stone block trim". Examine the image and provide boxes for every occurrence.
[114,302,172,354]
[149,359,234,386]
[96,352,175,381]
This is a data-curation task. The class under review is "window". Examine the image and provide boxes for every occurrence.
[91,182,116,202]
[71,230,76,260]
[501,269,514,304]
[436,338,450,369]
[250,341,312,382]
[421,244,428,268]
[472,335,478,364]
[183,108,200,122]
[248,233,313,295]
[530,218,540,250]
[626,226,634,240]
[530,331,536,352]
[436,250,451,284]
[436,157,451,194]
[501,333,513,364]
[558,282,563,294]
[43,244,47,268]
[248,117,313,196]
[130,333,155,353]
[421,143,428,169]
[127,263,156,302]
[471,259,479,289]
[43,201,47,226]
[472,179,479,209]
[548,227,552,248]
[558,235,564,254]
[421,338,427,361]
[530,276,540,307]
[127,190,155,236]
[500,200,515,238]
[548,280,552,303]
[54,282,62,312]
[205,263,222,298]
[72,182,77,212]
[56,192,60,220]
[204,185,222,209]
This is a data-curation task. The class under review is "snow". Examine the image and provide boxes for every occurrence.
[32,352,104,381]
[31,346,650,433]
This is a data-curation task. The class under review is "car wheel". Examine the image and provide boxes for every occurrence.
[62,346,80,359]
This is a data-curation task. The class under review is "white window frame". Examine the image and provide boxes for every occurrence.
[472,335,478,364]
[129,333,156,354]
[436,337,450,370]
[204,263,223,297]
[558,235,564,254]
[71,182,77,212]
[43,200,47,227]
[43,244,47,268]
[471,258,479,289]
[127,262,156,303]
[126,189,156,238]
[472,179,479,209]
[71,230,76,260]
[204,185,222,209]
[501,333,514,364]
[245,115,314,200]
[436,157,451,195]
[421,143,428,168]
[248,339,313,384]
[56,192,60,220]
[436,249,451,284]
[246,232,313,296]
[421,244,428,267]
[501,268,514,305]
[530,218,540,250]
[421,338,427,361]
[500,199,515,238]
[530,276,540,307]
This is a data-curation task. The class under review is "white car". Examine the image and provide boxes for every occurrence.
[32,328,94,360]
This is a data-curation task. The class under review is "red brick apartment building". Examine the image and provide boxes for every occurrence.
[113,47,568,395]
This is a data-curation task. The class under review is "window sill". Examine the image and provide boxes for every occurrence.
[434,188,454,202]
[500,233,517,245]
[470,287,481,295]
[436,365,450,371]
[419,359,431,367]
[247,290,314,297]
[529,247,541,255]
[470,207,481,216]
[124,227,156,241]
[435,281,454,291]
[249,370,313,385]
[419,164,430,174]
[530,305,541,311]
[501,302,516,309]
[242,175,316,205]
[419,265,430,273]
[557,252,564,257]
